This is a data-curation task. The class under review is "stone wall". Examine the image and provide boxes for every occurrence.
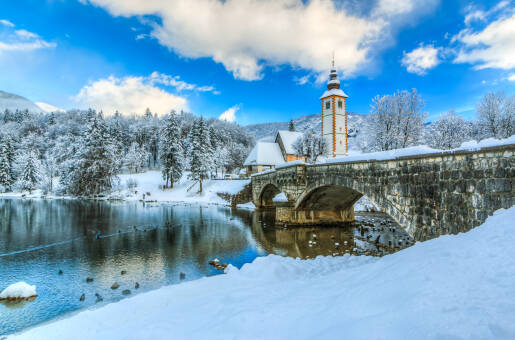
[252,144,514,241]
[217,182,253,207]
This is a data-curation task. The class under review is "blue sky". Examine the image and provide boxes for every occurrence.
[0,0,514,124]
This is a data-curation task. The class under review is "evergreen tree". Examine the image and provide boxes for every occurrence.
[0,142,13,192]
[288,119,295,132]
[125,142,149,173]
[64,113,118,195]
[0,136,15,191]
[18,150,40,193]
[188,117,211,193]
[160,113,184,188]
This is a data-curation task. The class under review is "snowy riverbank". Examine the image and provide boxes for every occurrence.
[8,206,515,339]
[0,171,250,206]
[0,171,380,211]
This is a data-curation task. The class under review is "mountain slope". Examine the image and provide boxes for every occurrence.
[0,90,43,113]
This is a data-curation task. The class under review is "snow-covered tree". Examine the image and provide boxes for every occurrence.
[427,110,470,149]
[0,143,13,192]
[41,151,58,194]
[288,119,295,132]
[293,128,328,163]
[125,142,149,174]
[477,91,514,139]
[188,117,212,193]
[0,136,15,192]
[369,89,426,151]
[160,113,184,188]
[18,150,40,193]
[63,113,118,195]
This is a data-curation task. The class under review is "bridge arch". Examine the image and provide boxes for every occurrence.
[258,183,282,208]
[295,185,363,211]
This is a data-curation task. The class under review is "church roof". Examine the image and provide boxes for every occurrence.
[276,130,303,155]
[320,88,348,99]
[243,142,285,166]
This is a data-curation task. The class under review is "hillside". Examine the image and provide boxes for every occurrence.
[244,112,372,151]
[0,91,43,113]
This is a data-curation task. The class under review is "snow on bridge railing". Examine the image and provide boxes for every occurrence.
[275,160,305,169]
[250,136,515,177]
[251,160,306,178]
[321,136,515,165]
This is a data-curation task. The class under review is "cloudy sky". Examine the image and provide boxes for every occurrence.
[0,0,514,123]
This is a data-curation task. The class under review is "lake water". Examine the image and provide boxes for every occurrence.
[0,198,413,335]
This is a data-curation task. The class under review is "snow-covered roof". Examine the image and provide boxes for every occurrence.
[244,142,285,166]
[276,130,303,155]
[320,89,348,99]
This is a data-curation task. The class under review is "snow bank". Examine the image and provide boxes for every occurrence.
[324,135,515,164]
[0,282,37,300]
[9,207,515,339]
[354,195,381,212]
[112,171,249,205]
[236,202,256,210]
[272,192,288,203]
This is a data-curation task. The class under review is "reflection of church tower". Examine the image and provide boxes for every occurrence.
[320,58,348,157]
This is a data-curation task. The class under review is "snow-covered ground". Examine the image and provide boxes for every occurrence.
[0,171,250,206]
[9,207,515,340]
[111,171,250,205]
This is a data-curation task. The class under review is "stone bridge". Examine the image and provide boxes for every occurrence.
[251,144,514,241]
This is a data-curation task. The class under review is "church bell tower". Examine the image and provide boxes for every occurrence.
[320,58,348,157]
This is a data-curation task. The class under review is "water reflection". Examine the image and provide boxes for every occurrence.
[0,199,412,335]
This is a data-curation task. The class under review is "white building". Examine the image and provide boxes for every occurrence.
[244,130,305,176]
[321,61,349,157]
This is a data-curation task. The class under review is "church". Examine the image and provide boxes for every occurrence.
[244,62,349,176]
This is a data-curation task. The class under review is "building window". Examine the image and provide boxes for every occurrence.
[338,100,343,109]
[325,101,330,110]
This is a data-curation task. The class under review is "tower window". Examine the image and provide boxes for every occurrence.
[338,100,343,109]
[325,101,330,110]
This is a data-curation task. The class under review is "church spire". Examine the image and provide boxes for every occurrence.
[327,53,340,90]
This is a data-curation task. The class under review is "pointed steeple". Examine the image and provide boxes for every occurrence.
[327,53,340,90]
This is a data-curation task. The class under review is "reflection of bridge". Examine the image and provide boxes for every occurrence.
[251,144,514,241]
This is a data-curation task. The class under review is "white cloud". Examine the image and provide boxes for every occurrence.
[0,19,14,27]
[35,102,65,113]
[135,33,149,40]
[453,11,515,70]
[0,40,56,52]
[464,10,486,25]
[508,74,515,82]
[464,1,510,25]
[15,29,39,39]
[149,72,217,93]
[0,23,56,53]
[73,75,187,117]
[219,105,240,123]
[401,44,441,75]
[295,75,311,85]
[81,0,438,80]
